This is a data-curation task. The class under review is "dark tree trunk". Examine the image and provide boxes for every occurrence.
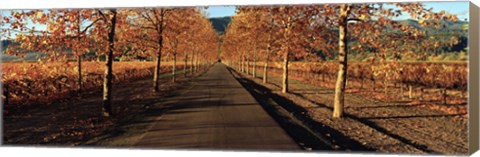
[420,88,424,100]
[77,55,82,94]
[153,42,163,92]
[76,14,83,95]
[184,54,188,77]
[442,88,447,105]
[102,9,117,117]
[3,83,8,106]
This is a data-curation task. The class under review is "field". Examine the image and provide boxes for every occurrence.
[2,61,186,108]
[244,61,468,115]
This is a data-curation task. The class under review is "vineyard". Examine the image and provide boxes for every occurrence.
[221,4,467,118]
[1,7,220,117]
[236,61,468,114]
[0,2,471,154]
[2,61,188,107]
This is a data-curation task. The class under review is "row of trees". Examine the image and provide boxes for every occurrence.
[1,7,219,117]
[221,3,458,118]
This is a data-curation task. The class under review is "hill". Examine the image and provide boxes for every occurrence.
[209,16,231,34]
[396,19,468,31]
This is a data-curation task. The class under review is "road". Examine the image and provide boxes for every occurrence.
[134,63,300,150]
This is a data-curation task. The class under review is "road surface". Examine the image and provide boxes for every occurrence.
[134,63,300,150]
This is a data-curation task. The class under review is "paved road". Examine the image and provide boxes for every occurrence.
[134,63,300,150]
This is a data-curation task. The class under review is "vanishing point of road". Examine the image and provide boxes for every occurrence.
[133,63,301,150]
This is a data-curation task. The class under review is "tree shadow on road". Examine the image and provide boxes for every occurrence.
[227,67,376,152]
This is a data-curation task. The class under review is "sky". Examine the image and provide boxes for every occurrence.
[206,6,237,18]
[1,2,470,39]
[205,1,469,21]
[397,2,469,21]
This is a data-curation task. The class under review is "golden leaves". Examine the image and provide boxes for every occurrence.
[36,12,44,19]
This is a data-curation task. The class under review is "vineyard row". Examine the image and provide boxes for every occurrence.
[2,62,188,106]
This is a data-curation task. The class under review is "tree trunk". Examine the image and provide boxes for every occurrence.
[409,85,413,99]
[76,14,83,95]
[333,4,350,118]
[442,88,447,105]
[153,43,163,92]
[102,9,117,117]
[195,51,199,72]
[252,48,256,78]
[420,88,424,100]
[173,53,176,83]
[190,54,194,75]
[153,14,166,92]
[77,55,83,94]
[241,54,245,72]
[263,61,268,83]
[246,59,250,75]
[282,51,288,93]
[184,54,187,77]
[281,15,292,94]
[3,83,8,106]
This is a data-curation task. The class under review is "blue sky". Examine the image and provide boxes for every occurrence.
[206,6,237,18]
[205,2,469,21]
[397,2,469,21]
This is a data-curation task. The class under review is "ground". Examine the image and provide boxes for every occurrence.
[231,66,468,154]
[2,63,469,155]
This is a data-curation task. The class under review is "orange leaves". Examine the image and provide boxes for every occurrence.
[2,61,186,106]
[125,8,217,61]
[35,12,44,19]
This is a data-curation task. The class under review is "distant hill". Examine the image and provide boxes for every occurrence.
[396,19,468,31]
[209,16,231,34]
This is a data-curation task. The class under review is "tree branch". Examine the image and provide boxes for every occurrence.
[347,18,362,22]
[141,12,157,26]
[80,18,102,34]
[97,9,108,22]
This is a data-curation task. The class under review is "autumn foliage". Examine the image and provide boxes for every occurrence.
[1,8,219,116]
[221,3,463,118]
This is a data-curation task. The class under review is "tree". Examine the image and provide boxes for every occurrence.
[91,9,120,117]
[314,3,459,118]
[269,6,312,93]
[1,9,102,94]
[131,8,172,92]
[164,8,196,83]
